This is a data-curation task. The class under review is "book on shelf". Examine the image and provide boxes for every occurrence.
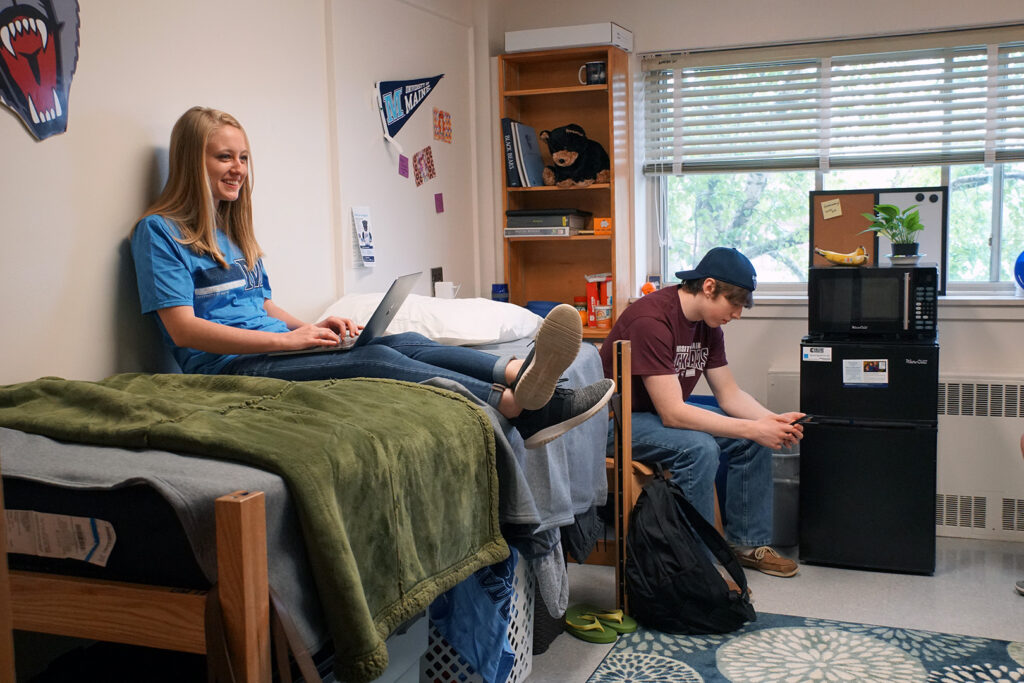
[506,213,587,229]
[505,208,591,228]
[503,226,578,237]
[500,118,521,187]
[510,120,546,187]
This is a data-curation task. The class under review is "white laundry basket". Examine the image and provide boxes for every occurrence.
[419,557,535,683]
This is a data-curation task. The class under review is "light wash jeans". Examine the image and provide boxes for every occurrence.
[221,332,512,411]
[627,403,774,547]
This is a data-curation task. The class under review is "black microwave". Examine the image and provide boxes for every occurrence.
[807,265,938,341]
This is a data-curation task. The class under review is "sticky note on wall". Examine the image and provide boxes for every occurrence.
[821,198,842,219]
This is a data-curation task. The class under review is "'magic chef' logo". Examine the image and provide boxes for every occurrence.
[905,358,930,365]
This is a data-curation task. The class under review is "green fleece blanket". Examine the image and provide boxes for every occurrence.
[0,373,508,682]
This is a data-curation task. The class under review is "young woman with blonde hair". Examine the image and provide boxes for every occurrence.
[131,106,612,448]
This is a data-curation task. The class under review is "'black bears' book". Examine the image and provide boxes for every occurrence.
[510,121,546,187]
[500,117,521,187]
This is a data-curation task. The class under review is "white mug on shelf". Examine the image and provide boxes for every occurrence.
[435,281,461,298]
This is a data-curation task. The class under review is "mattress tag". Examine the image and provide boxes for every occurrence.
[6,509,116,567]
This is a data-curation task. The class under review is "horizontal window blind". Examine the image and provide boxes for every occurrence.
[643,36,1024,174]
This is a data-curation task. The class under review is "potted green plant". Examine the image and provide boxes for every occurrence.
[859,204,924,258]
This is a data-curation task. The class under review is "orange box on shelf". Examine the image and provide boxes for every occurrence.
[585,280,600,327]
[585,272,613,326]
[593,217,612,234]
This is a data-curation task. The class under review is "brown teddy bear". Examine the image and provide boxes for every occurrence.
[539,123,610,187]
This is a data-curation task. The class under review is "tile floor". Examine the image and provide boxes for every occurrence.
[527,537,1024,682]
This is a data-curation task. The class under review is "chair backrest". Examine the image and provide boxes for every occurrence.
[610,339,632,611]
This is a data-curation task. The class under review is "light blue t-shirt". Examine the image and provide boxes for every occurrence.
[131,214,289,374]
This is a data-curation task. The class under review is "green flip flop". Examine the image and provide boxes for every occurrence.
[563,613,617,644]
[569,603,639,634]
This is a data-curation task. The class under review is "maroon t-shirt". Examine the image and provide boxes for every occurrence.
[600,285,727,413]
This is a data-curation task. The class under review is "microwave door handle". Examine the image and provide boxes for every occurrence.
[903,271,911,330]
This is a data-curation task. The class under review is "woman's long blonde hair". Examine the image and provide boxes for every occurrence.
[139,106,262,269]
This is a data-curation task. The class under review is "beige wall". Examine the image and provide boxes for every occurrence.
[484,1,1024,402]
[330,0,480,298]
[489,0,1024,54]
[1,0,1021,392]
[0,0,479,386]
[0,0,336,384]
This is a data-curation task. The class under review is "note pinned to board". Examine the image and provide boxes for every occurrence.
[821,198,843,219]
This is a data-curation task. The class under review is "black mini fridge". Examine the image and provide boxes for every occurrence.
[799,338,938,574]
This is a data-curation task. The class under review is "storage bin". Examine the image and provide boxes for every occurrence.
[772,449,800,548]
[772,449,799,480]
[420,558,535,683]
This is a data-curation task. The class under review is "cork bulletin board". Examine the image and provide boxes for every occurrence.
[809,186,948,294]
[809,191,880,267]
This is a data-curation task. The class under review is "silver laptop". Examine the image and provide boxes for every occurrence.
[270,271,422,356]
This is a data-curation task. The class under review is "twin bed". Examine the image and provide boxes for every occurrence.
[0,295,610,682]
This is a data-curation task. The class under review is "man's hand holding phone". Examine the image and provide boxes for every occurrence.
[777,413,811,448]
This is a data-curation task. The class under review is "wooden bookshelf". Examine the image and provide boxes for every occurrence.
[498,46,633,327]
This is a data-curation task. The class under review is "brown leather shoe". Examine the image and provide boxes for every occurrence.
[736,546,799,577]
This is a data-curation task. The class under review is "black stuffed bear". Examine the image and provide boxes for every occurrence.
[539,124,610,187]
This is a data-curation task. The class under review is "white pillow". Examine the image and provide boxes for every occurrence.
[318,293,543,346]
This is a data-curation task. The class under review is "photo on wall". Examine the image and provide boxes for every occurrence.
[351,206,376,268]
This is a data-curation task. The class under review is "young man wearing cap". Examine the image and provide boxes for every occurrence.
[600,247,805,577]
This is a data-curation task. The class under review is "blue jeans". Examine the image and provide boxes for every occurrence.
[627,404,774,547]
[221,332,512,410]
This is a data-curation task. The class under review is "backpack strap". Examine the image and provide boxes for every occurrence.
[269,587,324,683]
[610,392,623,430]
[204,583,237,683]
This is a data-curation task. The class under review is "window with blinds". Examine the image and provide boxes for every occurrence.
[642,35,1024,175]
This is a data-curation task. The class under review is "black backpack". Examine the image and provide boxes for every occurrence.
[625,468,756,634]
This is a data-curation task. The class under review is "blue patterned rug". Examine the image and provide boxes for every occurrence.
[587,613,1024,682]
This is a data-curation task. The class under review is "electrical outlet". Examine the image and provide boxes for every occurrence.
[430,267,443,296]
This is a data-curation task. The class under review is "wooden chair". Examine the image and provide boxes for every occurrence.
[585,340,724,612]
[0,452,272,683]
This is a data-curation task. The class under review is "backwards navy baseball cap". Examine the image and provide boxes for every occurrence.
[675,247,757,302]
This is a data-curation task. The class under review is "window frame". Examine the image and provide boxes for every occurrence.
[643,26,1024,296]
[651,168,1021,296]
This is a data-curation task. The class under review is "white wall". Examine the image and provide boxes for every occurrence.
[0,0,335,384]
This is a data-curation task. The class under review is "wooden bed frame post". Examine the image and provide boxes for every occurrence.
[0,461,271,683]
[0,453,17,683]
[215,490,271,683]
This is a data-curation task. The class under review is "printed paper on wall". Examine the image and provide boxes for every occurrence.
[352,206,376,268]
